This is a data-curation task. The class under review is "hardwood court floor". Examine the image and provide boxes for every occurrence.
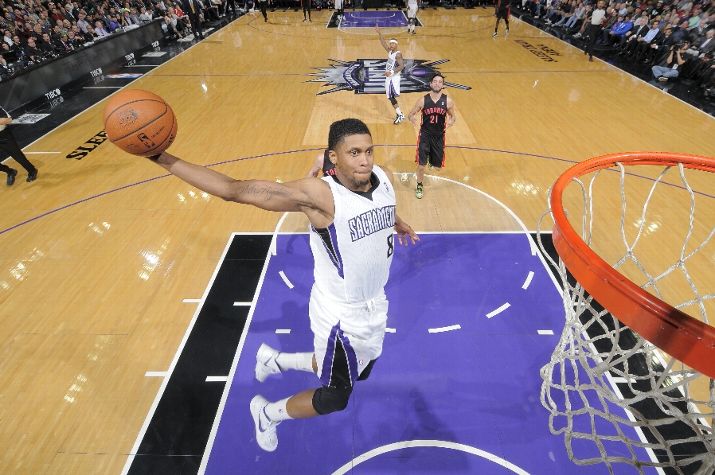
[1,8,713,474]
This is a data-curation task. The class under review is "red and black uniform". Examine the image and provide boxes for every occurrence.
[416,93,448,168]
[322,149,336,176]
[496,0,510,19]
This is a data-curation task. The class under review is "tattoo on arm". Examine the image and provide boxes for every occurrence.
[237,181,291,204]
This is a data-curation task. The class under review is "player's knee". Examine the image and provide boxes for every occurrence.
[389,96,398,106]
[312,386,352,415]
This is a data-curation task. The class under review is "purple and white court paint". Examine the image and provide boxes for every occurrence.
[205,233,657,474]
[338,11,409,28]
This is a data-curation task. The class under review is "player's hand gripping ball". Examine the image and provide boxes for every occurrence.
[103,89,178,157]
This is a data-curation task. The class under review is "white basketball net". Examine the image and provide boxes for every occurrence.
[537,161,715,474]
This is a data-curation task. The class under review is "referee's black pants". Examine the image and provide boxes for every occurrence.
[0,128,36,175]
[585,24,602,58]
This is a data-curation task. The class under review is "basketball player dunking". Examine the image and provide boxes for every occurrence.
[407,74,456,199]
[376,26,406,124]
[144,119,418,452]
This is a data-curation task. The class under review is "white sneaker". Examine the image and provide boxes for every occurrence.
[250,395,279,452]
[255,343,281,382]
[393,113,405,124]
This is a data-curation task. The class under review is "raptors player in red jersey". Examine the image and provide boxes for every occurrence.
[407,74,456,199]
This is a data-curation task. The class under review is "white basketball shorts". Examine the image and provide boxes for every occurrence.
[385,73,401,99]
[309,288,388,387]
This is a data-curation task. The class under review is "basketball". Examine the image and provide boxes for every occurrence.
[103,89,178,157]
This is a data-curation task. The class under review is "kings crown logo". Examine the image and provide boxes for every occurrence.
[308,59,471,95]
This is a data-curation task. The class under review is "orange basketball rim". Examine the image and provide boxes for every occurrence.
[549,152,715,379]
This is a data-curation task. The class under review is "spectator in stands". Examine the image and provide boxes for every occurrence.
[73,24,92,42]
[85,24,98,40]
[644,24,676,64]
[163,11,185,38]
[571,4,593,36]
[31,23,43,39]
[623,18,661,59]
[0,55,12,80]
[652,40,690,82]
[76,10,90,33]
[94,20,110,37]
[55,32,72,52]
[23,37,42,64]
[674,19,695,44]
[106,14,121,32]
[650,0,665,17]
[692,27,715,56]
[561,0,588,31]
[55,19,69,36]
[9,35,23,58]
[546,0,572,26]
[38,31,56,56]
[692,51,714,90]
[155,0,170,15]
[606,14,633,45]
[66,30,82,48]
[59,4,74,22]
[38,10,52,31]
[139,6,154,22]
[687,6,702,29]
[596,6,619,43]
[127,8,142,25]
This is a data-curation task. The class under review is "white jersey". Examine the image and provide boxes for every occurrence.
[386,50,400,74]
[309,165,396,304]
[407,0,418,13]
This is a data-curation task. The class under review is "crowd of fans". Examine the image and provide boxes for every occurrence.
[1,0,713,102]
[0,0,241,79]
[515,0,714,96]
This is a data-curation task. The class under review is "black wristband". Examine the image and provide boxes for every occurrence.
[147,154,161,161]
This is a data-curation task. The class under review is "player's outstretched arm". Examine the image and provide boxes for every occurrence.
[150,152,332,217]
[375,25,389,51]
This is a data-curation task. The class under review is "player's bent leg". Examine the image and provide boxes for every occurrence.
[256,344,315,382]
[312,386,353,415]
[255,343,281,382]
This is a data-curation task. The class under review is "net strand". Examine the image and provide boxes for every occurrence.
[538,160,715,474]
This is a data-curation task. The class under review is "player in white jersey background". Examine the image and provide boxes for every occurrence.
[376,26,406,124]
[406,0,418,34]
[142,119,418,452]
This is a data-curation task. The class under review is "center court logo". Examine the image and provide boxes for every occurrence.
[308,59,471,95]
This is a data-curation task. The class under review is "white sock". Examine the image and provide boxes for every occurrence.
[262,397,293,426]
[276,352,314,373]
[396,107,403,115]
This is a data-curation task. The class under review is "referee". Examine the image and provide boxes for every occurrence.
[0,106,38,186]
